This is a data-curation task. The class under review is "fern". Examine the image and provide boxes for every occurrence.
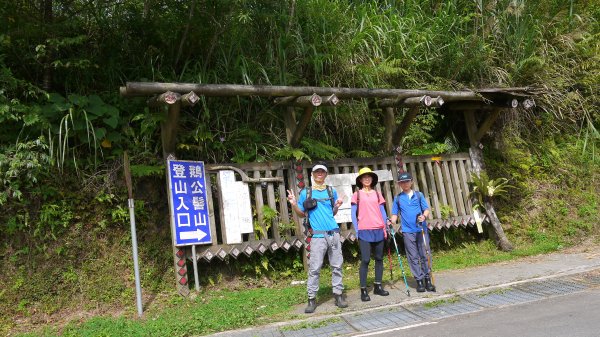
[300,138,344,160]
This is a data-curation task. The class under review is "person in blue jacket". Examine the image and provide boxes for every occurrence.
[390,172,436,292]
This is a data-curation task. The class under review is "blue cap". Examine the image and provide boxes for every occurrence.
[397,172,412,182]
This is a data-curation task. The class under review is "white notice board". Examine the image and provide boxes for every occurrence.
[218,171,253,244]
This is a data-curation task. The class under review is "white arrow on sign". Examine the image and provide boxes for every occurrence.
[180,229,207,241]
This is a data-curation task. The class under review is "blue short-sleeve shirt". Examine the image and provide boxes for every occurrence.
[392,191,430,233]
[298,187,339,237]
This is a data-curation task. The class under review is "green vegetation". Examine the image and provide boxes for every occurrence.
[423,296,461,308]
[280,317,342,331]
[0,0,598,336]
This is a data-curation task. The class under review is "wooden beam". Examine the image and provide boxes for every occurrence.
[376,95,436,108]
[290,106,314,147]
[444,98,518,111]
[474,108,502,142]
[123,82,494,101]
[391,107,419,146]
[404,95,432,107]
[274,93,340,107]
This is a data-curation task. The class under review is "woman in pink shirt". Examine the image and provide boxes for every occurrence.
[351,167,390,301]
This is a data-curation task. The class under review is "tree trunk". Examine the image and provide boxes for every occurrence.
[484,199,513,251]
[469,145,514,252]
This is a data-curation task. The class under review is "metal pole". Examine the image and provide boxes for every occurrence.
[191,245,200,291]
[129,198,144,317]
[124,152,143,317]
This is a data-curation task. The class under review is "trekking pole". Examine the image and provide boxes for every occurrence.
[419,219,435,286]
[386,240,394,280]
[387,219,411,297]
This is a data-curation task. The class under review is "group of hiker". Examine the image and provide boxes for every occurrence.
[287,163,436,314]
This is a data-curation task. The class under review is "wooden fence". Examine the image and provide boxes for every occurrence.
[194,153,476,261]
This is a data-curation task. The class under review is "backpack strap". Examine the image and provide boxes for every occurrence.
[326,185,334,209]
[356,188,361,218]
[416,190,424,214]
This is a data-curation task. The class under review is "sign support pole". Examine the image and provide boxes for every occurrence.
[124,152,143,317]
[191,245,200,291]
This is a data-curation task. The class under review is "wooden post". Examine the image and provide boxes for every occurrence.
[158,100,192,296]
[474,108,502,143]
[392,107,419,146]
[161,102,181,159]
[290,106,314,147]
[383,107,395,152]
[283,106,297,145]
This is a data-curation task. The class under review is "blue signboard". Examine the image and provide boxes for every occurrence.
[167,160,212,246]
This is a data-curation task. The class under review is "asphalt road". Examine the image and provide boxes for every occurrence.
[351,288,600,337]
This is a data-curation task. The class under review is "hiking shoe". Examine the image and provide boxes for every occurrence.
[360,288,371,302]
[425,277,436,292]
[416,280,426,292]
[373,283,389,296]
[334,294,348,308]
[305,297,317,313]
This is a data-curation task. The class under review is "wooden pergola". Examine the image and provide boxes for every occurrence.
[121,82,540,295]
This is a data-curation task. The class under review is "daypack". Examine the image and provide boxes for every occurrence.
[304,186,335,210]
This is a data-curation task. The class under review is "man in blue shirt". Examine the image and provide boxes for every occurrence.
[390,172,436,292]
[287,163,346,313]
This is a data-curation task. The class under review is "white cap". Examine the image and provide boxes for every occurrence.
[312,164,328,172]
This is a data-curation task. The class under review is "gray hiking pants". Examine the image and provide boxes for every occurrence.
[307,233,344,298]
[403,231,431,281]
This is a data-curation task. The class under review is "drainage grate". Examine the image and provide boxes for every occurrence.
[226,327,282,337]
[570,272,600,286]
[280,320,355,337]
[464,287,545,308]
[516,278,588,296]
[406,299,483,319]
[345,307,422,331]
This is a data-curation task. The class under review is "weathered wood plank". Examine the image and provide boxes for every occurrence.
[460,159,474,211]
[408,162,420,192]
[265,170,280,241]
[287,166,303,239]
[450,160,467,216]
[417,161,433,216]
[441,161,458,217]
[433,160,448,215]
[277,168,292,238]
[253,171,266,240]
[424,161,442,219]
